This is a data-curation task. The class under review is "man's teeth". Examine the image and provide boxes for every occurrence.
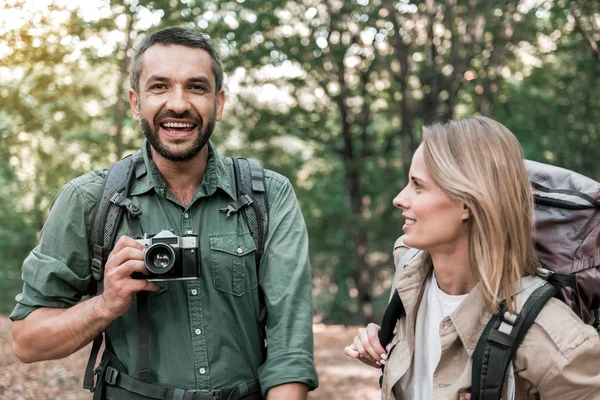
[405,219,416,225]
[163,122,194,129]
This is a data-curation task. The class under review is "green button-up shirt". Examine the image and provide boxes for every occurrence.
[11,140,318,396]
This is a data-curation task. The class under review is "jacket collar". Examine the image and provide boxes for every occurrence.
[397,252,541,357]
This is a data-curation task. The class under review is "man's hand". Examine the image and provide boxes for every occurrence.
[11,235,158,363]
[343,323,388,368]
[98,236,158,319]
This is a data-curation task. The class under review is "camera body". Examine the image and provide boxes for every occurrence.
[134,230,199,282]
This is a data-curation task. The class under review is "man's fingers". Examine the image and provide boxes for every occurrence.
[110,235,145,254]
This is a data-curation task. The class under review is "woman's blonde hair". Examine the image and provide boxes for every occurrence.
[422,116,539,313]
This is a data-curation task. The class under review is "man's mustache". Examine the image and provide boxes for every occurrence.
[154,110,203,126]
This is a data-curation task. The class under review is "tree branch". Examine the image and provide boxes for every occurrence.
[570,3,600,66]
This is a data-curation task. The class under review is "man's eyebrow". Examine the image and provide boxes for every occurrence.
[187,76,212,89]
[146,74,170,82]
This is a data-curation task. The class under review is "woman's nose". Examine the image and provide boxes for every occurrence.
[393,186,409,209]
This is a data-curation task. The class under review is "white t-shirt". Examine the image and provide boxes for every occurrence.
[395,272,468,400]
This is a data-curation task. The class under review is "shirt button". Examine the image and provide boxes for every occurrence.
[199,368,206,374]
[184,213,189,218]
[191,289,197,295]
[195,328,201,335]
[236,247,243,254]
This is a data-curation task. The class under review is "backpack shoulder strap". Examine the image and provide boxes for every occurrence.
[89,151,145,295]
[470,281,559,400]
[84,151,145,392]
[221,157,270,348]
[230,157,269,260]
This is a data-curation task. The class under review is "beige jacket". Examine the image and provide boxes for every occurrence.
[382,240,600,400]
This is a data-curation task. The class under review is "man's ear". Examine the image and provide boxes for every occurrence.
[215,89,225,121]
[129,89,140,121]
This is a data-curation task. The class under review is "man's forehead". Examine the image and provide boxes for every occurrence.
[140,44,214,81]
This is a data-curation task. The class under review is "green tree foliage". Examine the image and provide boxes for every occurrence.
[0,0,598,321]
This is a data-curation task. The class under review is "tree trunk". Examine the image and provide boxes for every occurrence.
[114,14,135,160]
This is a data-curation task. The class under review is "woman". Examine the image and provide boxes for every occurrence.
[344,116,600,399]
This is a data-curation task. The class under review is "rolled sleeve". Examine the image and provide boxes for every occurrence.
[257,173,318,396]
[517,298,600,399]
[537,324,600,399]
[10,173,102,321]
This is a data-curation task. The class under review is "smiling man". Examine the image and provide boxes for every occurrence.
[10,27,318,400]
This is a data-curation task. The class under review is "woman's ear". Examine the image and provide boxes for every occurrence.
[461,204,470,221]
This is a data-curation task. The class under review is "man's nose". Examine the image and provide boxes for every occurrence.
[166,87,189,114]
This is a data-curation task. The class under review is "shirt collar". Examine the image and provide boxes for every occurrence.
[130,139,237,200]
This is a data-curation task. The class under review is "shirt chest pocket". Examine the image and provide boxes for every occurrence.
[209,232,258,296]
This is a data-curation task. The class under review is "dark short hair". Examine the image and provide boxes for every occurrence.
[130,26,223,94]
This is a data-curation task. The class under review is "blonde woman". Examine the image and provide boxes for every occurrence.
[344,117,600,399]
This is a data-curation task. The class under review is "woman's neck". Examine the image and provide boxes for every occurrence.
[429,239,478,296]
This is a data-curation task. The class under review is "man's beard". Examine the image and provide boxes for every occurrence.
[139,108,217,162]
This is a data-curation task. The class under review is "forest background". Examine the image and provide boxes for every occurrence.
[1,0,599,327]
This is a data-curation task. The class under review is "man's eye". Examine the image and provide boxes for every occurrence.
[150,84,167,90]
[190,85,207,92]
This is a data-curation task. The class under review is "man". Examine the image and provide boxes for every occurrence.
[11,26,318,400]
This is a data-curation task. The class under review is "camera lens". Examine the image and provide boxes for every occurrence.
[144,243,176,275]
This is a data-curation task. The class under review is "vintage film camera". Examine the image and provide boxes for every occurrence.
[133,230,199,281]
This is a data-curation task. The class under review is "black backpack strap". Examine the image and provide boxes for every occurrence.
[378,290,406,388]
[471,283,559,400]
[90,151,146,295]
[220,157,270,355]
[222,157,269,258]
[85,151,146,392]
[378,245,419,388]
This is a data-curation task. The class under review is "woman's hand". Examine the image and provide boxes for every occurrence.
[343,323,388,368]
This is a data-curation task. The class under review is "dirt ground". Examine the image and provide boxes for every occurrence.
[0,317,381,400]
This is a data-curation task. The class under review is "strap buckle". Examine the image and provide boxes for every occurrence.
[535,267,554,280]
[104,366,120,385]
[91,257,103,281]
[184,389,222,400]
[89,366,102,393]
[110,192,142,218]
[219,195,254,218]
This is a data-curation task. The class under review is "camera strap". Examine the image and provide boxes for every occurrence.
[138,291,152,383]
